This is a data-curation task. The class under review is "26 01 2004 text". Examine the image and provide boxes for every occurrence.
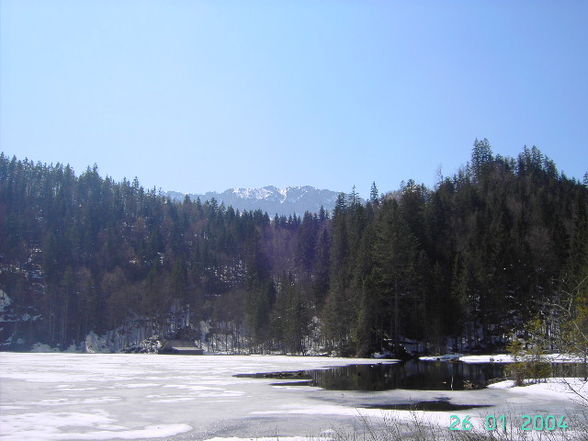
[449,415,569,432]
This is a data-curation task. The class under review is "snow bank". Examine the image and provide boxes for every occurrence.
[459,354,514,363]
[459,353,584,363]
[488,377,588,401]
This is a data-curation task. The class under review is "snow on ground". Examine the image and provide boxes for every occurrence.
[459,353,584,364]
[488,377,588,400]
[458,354,515,363]
[0,353,586,441]
[543,354,585,363]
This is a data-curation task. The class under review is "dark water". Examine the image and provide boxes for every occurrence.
[240,360,585,392]
[240,360,506,391]
[360,401,492,411]
[307,361,505,391]
[238,360,586,412]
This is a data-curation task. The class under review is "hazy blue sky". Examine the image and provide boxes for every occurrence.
[1,1,587,197]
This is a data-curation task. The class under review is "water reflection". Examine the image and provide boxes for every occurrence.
[247,360,585,392]
[308,361,504,391]
[361,401,493,411]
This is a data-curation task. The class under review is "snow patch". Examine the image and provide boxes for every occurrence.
[30,343,60,353]
[487,377,587,401]
[0,289,12,312]
[459,353,584,364]
[85,331,110,353]
[232,187,276,201]
[459,354,514,363]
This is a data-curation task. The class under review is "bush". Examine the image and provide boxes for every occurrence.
[505,361,527,386]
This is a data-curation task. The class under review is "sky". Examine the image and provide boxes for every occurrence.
[1,1,587,198]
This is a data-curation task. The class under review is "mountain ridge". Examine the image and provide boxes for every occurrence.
[167,185,341,216]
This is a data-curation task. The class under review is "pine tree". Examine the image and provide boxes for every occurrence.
[322,194,353,353]
[471,138,494,180]
[370,182,379,205]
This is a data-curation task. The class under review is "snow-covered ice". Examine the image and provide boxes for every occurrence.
[0,353,586,441]
[0,353,391,440]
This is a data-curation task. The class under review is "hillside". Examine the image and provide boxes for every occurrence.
[1,141,587,356]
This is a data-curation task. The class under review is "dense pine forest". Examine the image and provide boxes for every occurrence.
[1,140,587,356]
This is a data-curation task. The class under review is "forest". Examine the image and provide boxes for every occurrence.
[1,140,587,356]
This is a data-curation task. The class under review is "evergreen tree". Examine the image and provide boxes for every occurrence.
[370,182,379,204]
[1,146,587,355]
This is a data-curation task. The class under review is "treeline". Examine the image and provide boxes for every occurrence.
[1,140,587,355]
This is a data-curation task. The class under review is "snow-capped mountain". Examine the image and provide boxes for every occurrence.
[168,186,341,216]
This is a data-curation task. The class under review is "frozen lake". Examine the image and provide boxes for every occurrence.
[0,353,585,440]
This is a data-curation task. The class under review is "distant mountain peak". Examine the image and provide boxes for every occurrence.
[168,185,341,216]
[230,186,282,202]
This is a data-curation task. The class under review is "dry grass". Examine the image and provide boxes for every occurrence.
[326,410,588,441]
